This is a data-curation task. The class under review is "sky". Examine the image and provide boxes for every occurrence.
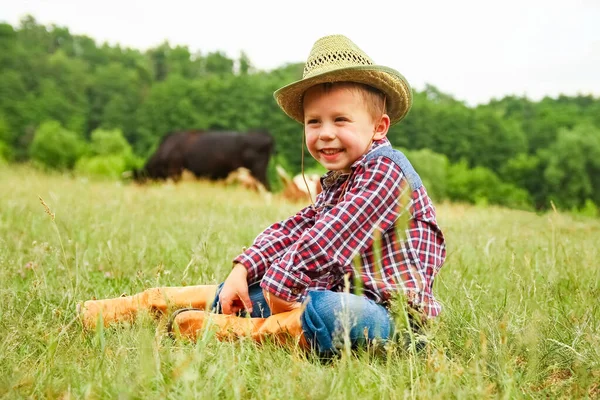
[1,0,599,106]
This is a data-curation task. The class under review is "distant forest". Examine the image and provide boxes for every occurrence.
[1,16,599,214]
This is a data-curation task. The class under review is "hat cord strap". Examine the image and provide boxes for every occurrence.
[301,128,316,207]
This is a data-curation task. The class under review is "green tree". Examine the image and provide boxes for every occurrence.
[0,23,19,70]
[134,74,201,154]
[0,115,11,160]
[203,51,234,75]
[543,124,600,209]
[238,51,252,75]
[501,152,548,209]
[36,50,89,133]
[87,62,144,137]
[0,71,32,154]
[148,41,169,81]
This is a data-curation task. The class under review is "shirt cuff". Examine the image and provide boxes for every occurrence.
[233,247,268,284]
[260,262,312,302]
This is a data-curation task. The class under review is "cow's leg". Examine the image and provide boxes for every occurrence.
[79,285,218,330]
[249,160,270,190]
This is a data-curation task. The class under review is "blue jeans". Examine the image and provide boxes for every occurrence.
[211,282,394,354]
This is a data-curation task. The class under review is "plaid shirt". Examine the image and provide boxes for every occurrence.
[234,139,446,317]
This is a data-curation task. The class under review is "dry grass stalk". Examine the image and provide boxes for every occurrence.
[38,195,55,221]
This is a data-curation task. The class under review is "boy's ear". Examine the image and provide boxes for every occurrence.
[372,114,391,141]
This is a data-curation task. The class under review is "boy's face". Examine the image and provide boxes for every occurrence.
[303,84,389,173]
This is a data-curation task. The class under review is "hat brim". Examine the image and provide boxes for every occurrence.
[274,65,412,126]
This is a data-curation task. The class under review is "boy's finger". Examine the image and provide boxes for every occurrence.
[221,297,234,314]
[238,291,253,313]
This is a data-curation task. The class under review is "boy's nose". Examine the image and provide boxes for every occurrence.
[318,125,336,140]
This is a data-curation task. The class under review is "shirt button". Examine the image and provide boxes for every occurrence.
[291,288,301,295]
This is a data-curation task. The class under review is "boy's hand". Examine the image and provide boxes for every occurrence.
[263,289,301,314]
[219,263,253,315]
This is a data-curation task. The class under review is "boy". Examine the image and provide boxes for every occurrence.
[79,34,446,355]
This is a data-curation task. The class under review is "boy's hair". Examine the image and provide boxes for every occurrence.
[304,82,387,122]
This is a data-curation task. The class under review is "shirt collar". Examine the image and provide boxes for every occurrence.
[320,138,392,189]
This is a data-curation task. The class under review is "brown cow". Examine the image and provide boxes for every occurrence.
[133,130,274,189]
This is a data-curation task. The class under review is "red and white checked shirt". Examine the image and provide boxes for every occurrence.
[234,139,446,317]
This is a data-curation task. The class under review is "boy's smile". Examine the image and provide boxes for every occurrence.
[320,147,344,161]
[303,84,389,172]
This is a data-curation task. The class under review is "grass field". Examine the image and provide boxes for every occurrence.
[1,165,599,399]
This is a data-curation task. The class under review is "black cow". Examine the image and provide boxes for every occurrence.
[133,130,274,189]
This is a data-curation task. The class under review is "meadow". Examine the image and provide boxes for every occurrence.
[0,164,598,399]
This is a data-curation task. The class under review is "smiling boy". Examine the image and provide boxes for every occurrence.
[173,35,446,353]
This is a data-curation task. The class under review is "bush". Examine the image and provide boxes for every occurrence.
[447,160,532,209]
[400,147,449,201]
[89,128,133,157]
[74,155,129,179]
[0,140,10,162]
[572,199,599,218]
[0,117,13,161]
[73,128,145,179]
[29,121,85,170]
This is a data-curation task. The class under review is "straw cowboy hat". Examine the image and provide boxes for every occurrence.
[274,34,413,126]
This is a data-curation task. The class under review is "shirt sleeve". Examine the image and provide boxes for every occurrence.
[233,205,316,284]
[260,157,407,301]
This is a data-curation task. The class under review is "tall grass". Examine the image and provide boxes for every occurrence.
[0,164,598,399]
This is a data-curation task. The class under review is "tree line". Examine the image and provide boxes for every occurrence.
[1,16,599,215]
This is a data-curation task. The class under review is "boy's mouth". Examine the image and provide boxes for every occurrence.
[320,148,344,156]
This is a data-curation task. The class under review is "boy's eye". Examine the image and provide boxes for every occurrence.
[306,119,319,125]
[335,117,348,122]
